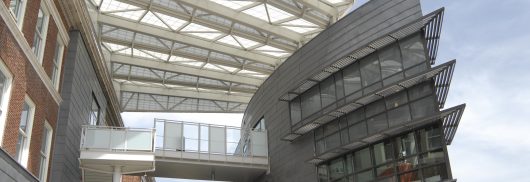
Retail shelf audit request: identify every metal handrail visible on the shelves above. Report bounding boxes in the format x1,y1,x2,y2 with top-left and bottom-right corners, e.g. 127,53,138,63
80,125,156,152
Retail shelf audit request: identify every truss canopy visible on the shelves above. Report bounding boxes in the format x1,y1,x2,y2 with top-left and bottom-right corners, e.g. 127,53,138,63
88,0,355,112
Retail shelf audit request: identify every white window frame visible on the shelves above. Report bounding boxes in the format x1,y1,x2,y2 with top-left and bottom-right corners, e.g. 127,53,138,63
38,121,53,182
51,36,64,90
15,95,35,167
0,59,14,146
8,0,28,29
32,3,50,64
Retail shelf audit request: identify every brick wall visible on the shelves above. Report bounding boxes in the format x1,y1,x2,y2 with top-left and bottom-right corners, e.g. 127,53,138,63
1,0,64,180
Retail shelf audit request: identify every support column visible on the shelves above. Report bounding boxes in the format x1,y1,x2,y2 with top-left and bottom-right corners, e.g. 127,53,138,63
113,166,122,182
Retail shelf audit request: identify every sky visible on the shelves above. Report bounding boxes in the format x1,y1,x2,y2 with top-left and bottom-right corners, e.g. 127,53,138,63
122,0,530,181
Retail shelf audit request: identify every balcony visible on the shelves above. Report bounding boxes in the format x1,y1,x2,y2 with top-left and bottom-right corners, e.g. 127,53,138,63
79,126,156,181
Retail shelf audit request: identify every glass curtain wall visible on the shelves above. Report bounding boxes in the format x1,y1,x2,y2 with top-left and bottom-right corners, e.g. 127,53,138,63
290,33,429,126
314,81,437,154
317,125,449,182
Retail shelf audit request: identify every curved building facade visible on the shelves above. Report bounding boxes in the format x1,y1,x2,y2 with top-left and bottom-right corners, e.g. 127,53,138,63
241,0,464,181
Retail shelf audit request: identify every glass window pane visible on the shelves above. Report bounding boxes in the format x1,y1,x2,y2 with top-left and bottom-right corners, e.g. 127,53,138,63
422,164,448,182
379,44,403,78
290,97,302,125
346,154,353,174
335,72,345,99
324,120,340,136
349,121,367,141
316,139,326,154
301,86,321,118
40,127,49,153
373,142,394,165
343,62,362,95
385,91,408,109
36,9,45,32
321,76,336,107
360,55,381,87
367,113,387,134
405,63,427,77
347,109,365,125
9,0,21,16
397,132,417,158
420,126,443,152
19,103,30,131
387,106,411,127
383,72,404,86
355,170,374,182
354,148,372,170
0,71,6,103
318,164,329,182
410,96,436,119
400,34,426,69
398,156,419,172
408,81,433,101
325,132,341,151
330,158,346,180
399,170,420,182
365,100,385,118
376,164,394,178
15,134,24,161
420,150,445,166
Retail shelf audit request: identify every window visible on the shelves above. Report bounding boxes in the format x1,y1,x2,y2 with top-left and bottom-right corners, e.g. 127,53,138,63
0,60,13,144
38,122,53,181
379,44,403,79
320,76,336,107
354,148,372,170
301,86,321,118
8,0,27,27
400,34,427,69
32,5,50,63
290,97,302,125
89,96,100,125
253,117,266,131
360,55,381,87
397,132,417,158
51,38,64,89
329,158,345,180
15,96,35,167
410,96,436,120
318,164,329,182
342,62,362,96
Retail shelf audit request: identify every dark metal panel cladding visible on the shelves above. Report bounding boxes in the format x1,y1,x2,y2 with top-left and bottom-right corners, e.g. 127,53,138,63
243,0,424,181
49,31,111,182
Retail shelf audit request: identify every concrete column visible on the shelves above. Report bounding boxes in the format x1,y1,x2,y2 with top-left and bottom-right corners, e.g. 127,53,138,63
113,166,122,182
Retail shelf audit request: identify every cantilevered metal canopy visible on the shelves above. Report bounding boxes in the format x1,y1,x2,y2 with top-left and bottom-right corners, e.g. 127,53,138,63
86,0,354,112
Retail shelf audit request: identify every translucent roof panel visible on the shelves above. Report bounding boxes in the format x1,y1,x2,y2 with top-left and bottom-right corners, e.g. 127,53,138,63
180,23,224,40
110,10,145,21
154,12,188,31
282,18,319,33
243,4,293,23
100,0,140,12
210,0,255,10
217,35,241,47
324,0,347,4
140,11,167,29
103,42,128,52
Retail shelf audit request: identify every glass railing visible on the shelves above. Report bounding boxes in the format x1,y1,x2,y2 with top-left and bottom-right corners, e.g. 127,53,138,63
80,125,155,152
154,119,268,159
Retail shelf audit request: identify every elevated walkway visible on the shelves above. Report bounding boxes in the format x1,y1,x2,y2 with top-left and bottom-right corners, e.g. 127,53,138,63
79,119,268,182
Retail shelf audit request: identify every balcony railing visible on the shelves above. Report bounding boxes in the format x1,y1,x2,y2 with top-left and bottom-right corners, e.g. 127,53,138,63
80,125,156,152
154,118,268,165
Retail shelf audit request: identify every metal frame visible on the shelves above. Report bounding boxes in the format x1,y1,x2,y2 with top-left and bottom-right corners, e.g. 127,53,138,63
89,0,354,113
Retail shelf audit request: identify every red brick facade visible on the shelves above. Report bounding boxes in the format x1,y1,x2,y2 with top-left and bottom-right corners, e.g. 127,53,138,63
1,0,62,180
